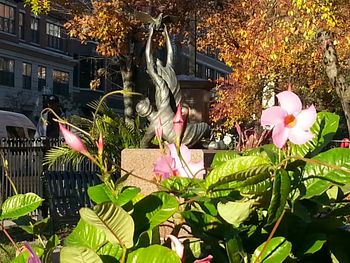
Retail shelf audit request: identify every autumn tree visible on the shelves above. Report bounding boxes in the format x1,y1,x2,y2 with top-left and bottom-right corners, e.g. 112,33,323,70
198,0,350,135
25,0,206,125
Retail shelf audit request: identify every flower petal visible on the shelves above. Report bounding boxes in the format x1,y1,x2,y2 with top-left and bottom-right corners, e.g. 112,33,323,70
168,144,191,165
272,123,289,148
295,105,317,130
261,106,286,127
167,235,184,260
194,255,213,263
288,127,314,145
153,155,175,178
276,91,302,114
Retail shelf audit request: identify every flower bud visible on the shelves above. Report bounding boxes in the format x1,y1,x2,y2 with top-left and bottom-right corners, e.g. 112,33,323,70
59,124,89,156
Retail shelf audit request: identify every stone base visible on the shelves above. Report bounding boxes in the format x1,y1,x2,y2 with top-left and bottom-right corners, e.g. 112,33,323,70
121,148,217,194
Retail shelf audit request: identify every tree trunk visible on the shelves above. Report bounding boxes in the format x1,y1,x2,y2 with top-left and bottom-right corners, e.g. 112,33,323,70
120,57,136,127
318,31,350,137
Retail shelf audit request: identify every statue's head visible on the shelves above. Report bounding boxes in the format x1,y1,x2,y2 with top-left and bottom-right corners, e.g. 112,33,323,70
136,98,153,117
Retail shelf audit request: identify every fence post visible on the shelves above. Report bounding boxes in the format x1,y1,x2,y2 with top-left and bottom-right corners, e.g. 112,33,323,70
40,138,51,218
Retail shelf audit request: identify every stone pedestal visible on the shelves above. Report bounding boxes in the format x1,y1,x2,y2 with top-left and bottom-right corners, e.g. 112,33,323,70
121,148,217,194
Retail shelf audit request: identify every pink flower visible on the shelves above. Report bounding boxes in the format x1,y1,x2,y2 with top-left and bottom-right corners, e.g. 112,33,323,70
59,124,89,155
167,235,184,261
261,91,317,148
167,235,213,263
153,144,205,179
173,104,184,138
24,242,42,263
340,138,349,148
96,133,104,155
194,255,213,263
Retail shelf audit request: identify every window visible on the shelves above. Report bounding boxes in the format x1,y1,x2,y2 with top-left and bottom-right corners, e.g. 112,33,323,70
46,22,63,50
22,62,32,89
0,57,14,86
0,3,15,34
53,70,69,96
31,17,39,43
195,63,203,78
19,12,25,39
38,66,46,91
6,126,26,138
205,67,214,80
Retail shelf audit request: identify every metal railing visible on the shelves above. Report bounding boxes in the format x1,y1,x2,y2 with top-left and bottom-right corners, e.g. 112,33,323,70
0,138,97,204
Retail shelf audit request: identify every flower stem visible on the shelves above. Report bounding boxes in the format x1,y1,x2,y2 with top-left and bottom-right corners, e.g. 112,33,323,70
254,210,286,263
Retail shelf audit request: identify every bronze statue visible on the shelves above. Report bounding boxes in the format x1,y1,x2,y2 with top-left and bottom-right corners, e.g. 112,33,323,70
136,23,210,148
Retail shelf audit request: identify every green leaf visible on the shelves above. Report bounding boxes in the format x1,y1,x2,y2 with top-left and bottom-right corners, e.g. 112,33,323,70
12,246,44,263
65,219,108,249
88,184,111,204
302,148,350,198
250,237,292,263
243,144,279,164
290,112,339,157
206,156,271,188
208,164,273,194
17,217,49,235
60,247,103,263
97,243,123,263
42,234,60,263
217,200,255,227
126,245,181,263
114,187,141,206
79,202,134,248
0,193,43,220
267,170,291,224
211,151,240,168
226,236,246,263
133,192,178,235
296,233,326,257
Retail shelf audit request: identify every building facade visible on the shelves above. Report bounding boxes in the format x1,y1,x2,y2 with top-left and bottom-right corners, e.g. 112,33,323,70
0,0,231,122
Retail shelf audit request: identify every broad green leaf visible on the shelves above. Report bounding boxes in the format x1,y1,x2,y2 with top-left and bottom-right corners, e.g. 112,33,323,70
251,237,292,263
65,219,107,250
60,247,102,263
161,177,205,196
0,193,43,220
126,245,181,263
303,148,350,198
206,156,271,188
243,144,279,164
290,112,339,157
267,170,291,224
188,239,202,258
98,243,123,263
208,164,273,194
296,233,326,257
226,236,246,263
88,184,111,204
114,187,141,206
217,200,255,227
80,202,134,248
211,151,240,168
17,217,49,235
133,192,178,235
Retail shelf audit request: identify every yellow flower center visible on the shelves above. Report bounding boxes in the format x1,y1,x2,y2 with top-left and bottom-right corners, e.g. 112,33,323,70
284,114,297,128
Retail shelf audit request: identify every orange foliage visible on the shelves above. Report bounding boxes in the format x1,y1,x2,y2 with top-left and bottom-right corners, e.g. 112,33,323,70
199,0,350,131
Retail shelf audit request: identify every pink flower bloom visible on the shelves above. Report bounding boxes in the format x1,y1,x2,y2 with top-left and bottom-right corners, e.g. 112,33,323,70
340,138,349,148
59,124,89,155
96,133,104,155
154,155,177,179
155,118,163,141
194,255,213,263
167,235,184,261
153,144,205,179
167,235,213,263
24,242,42,263
261,91,317,148
173,104,184,138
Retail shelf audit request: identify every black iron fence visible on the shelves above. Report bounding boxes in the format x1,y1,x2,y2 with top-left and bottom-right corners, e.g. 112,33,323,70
0,138,97,204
